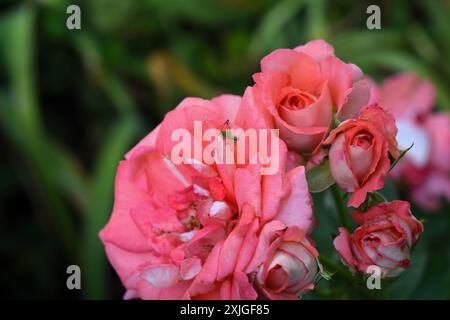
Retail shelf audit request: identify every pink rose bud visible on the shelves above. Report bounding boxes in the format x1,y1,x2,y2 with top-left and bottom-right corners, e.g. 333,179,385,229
324,104,399,207
246,224,318,300
334,201,423,278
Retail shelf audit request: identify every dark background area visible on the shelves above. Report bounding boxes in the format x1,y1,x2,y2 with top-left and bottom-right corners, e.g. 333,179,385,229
0,0,449,299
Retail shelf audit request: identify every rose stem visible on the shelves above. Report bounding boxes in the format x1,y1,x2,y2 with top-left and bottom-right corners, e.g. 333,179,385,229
330,184,351,230
319,255,354,283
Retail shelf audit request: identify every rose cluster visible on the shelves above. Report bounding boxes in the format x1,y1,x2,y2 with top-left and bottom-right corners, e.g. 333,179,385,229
100,40,426,300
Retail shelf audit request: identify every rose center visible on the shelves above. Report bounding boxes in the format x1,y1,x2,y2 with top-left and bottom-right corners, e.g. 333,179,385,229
169,176,233,232
351,132,373,150
278,87,317,111
265,265,288,291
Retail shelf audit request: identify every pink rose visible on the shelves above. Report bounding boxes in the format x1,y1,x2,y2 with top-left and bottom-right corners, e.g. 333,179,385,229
334,201,423,277
368,73,435,169
245,223,318,300
236,40,370,155
426,114,450,172
324,105,399,207
369,72,435,121
99,95,316,300
370,73,450,210
399,114,450,210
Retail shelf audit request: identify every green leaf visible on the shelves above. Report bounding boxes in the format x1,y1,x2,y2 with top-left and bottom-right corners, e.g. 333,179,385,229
74,34,137,116
358,191,388,212
370,191,387,204
306,0,327,40
0,6,77,253
249,0,306,57
390,143,414,172
317,258,334,282
80,116,139,299
306,159,335,193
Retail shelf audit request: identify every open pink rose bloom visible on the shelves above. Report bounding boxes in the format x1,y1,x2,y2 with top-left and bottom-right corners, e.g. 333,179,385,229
100,96,316,299
99,40,437,300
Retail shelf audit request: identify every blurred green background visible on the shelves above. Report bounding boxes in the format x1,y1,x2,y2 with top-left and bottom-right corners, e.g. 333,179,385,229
0,0,449,299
